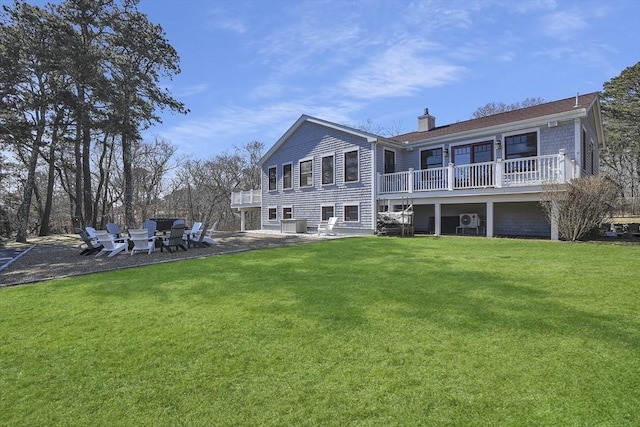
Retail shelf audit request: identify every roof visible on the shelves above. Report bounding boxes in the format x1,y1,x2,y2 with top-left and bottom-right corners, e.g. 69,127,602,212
259,114,388,165
393,92,601,144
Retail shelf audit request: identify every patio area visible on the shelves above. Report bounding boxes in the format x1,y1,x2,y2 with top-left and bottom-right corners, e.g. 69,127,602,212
0,231,327,287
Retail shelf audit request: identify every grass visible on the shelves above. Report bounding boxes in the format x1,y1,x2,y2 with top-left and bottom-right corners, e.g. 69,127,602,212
1,236,638,426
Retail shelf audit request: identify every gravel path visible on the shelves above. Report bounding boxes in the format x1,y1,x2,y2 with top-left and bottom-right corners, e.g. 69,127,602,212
0,231,324,287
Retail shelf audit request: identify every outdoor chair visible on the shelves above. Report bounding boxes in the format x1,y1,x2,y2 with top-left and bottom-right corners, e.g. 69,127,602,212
203,220,219,245
128,228,156,255
76,228,103,256
187,222,211,248
317,217,338,236
105,222,122,238
85,226,98,239
142,220,157,238
161,224,187,252
94,230,128,257
183,221,202,242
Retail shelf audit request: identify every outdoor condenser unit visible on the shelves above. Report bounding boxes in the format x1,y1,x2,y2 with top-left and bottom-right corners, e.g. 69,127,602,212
459,213,480,228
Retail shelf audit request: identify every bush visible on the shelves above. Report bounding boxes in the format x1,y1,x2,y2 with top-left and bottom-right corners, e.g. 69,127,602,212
540,176,619,241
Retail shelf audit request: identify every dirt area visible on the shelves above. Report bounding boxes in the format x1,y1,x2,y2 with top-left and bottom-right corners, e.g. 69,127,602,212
0,231,327,287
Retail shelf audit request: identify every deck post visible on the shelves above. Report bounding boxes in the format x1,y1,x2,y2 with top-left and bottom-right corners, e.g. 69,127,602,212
558,149,566,182
434,203,442,235
495,159,503,188
486,201,494,237
447,163,454,191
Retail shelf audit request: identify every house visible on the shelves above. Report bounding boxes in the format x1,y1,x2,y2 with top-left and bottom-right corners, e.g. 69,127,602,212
231,92,604,240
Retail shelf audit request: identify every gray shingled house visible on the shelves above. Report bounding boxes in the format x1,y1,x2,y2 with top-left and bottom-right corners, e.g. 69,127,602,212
231,92,604,240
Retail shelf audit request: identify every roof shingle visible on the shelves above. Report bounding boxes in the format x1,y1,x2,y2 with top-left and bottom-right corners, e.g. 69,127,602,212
393,92,599,143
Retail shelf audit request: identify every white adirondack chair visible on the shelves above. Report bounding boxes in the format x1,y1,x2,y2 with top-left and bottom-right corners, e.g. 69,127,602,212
94,230,128,257
317,217,338,236
203,220,219,245
129,229,155,255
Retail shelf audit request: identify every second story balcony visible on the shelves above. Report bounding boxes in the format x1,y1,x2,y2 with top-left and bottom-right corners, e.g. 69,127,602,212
230,189,262,209
379,151,577,195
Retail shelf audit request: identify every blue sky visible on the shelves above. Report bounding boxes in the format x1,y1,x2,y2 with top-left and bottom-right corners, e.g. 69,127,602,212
6,0,640,158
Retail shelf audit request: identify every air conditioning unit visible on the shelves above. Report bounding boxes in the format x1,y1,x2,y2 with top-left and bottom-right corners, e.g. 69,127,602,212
459,213,480,228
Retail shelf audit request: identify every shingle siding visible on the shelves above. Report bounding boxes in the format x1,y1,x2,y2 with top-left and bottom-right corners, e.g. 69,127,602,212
261,122,374,232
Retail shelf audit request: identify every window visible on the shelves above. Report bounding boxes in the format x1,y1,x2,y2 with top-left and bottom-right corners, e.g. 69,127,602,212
581,128,594,174
283,163,292,189
344,204,359,222
453,142,493,164
268,166,277,191
505,132,537,160
321,155,334,185
384,149,396,174
283,206,293,219
299,159,313,187
321,205,335,221
268,207,277,220
344,150,359,182
420,148,443,169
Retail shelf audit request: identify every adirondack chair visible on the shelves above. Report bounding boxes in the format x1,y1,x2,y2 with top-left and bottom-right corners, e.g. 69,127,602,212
85,226,98,239
187,222,211,248
203,220,219,245
317,217,338,236
142,220,157,238
184,221,202,243
105,222,122,238
129,229,155,255
161,224,187,252
94,230,128,257
75,228,103,256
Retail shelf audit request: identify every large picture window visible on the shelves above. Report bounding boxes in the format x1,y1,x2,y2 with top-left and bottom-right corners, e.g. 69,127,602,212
283,163,292,189
420,148,443,169
321,155,334,185
268,166,277,191
344,150,359,182
299,159,313,187
505,132,537,159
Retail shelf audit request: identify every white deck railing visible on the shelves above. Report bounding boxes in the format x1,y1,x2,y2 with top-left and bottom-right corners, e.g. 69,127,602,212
230,189,262,207
378,151,574,195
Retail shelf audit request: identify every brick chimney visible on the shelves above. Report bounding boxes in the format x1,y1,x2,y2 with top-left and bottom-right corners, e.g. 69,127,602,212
418,108,435,131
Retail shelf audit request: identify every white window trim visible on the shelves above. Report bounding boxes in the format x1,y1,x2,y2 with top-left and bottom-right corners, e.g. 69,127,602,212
282,162,293,190
320,152,335,186
282,205,293,219
298,157,314,188
501,127,540,159
267,205,278,221
267,165,278,192
320,203,336,221
419,145,446,169
343,202,360,223
383,147,397,174
344,149,360,183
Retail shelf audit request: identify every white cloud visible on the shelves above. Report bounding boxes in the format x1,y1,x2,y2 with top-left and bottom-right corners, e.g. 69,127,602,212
176,83,210,98
539,9,587,39
339,42,465,99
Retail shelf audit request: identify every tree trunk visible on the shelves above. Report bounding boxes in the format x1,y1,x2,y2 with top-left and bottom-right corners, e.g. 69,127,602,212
39,110,63,236
15,136,42,242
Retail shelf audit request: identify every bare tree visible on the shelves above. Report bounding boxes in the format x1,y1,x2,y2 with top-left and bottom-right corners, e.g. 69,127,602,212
540,176,619,241
472,97,545,118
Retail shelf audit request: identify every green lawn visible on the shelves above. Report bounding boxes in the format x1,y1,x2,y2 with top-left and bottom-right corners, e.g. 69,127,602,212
1,236,638,426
